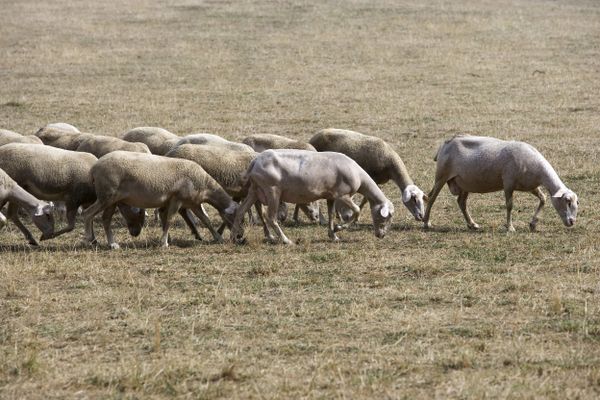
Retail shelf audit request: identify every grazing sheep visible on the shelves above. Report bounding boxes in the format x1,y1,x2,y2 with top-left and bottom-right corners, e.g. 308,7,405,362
164,144,282,238
46,122,80,133
76,135,151,158
423,135,579,231
0,168,54,245
83,151,241,249
0,129,43,146
242,133,317,152
120,127,180,155
231,150,394,244
173,133,254,153
0,144,145,242
35,125,89,150
241,133,322,224
309,128,427,222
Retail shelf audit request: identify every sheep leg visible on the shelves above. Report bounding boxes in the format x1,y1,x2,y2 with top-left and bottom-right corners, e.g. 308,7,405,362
327,199,339,242
82,200,111,244
504,189,516,233
193,207,224,243
101,204,119,250
6,202,38,246
457,191,480,230
529,187,546,232
158,201,181,247
423,179,446,229
179,208,203,241
293,204,301,224
231,190,257,243
254,202,275,242
265,190,292,245
44,207,78,240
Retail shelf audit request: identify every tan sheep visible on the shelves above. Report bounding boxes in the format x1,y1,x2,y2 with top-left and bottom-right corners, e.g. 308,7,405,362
82,151,241,249
173,133,254,153
309,128,427,222
0,144,145,243
120,127,181,155
0,129,43,146
76,135,151,158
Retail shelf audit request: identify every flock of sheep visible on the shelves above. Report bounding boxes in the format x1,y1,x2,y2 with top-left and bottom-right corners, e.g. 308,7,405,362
0,123,579,249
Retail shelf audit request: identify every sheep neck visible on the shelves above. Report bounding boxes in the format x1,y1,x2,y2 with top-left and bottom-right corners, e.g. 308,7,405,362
8,184,42,216
389,153,414,191
203,184,234,212
539,157,567,195
358,169,388,207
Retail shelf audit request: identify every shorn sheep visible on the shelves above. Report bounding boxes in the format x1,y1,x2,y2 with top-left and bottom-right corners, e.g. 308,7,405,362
309,128,427,222
0,129,43,146
0,168,54,245
120,127,180,155
231,150,394,244
0,144,145,242
423,135,579,231
242,133,321,223
83,151,241,249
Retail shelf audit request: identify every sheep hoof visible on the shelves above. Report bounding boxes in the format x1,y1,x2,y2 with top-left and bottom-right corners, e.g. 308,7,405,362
109,243,121,250
28,239,40,247
423,222,432,230
283,239,294,245
529,221,537,232
333,224,343,232
468,223,481,230
235,237,248,245
506,225,516,233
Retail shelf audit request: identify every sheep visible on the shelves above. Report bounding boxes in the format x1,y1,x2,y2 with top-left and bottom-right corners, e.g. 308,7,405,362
0,129,43,146
231,149,394,244
241,133,322,224
76,135,151,158
173,133,254,153
423,135,579,232
120,127,181,155
35,125,89,150
164,144,283,238
242,133,317,152
82,151,241,249
46,122,80,133
0,144,145,243
0,168,54,245
309,128,427,222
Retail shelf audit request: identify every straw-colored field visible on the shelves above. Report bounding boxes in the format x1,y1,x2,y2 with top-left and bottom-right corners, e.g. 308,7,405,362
1,0,599,398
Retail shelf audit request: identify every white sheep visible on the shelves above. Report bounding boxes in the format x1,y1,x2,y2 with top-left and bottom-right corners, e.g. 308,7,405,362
173,133,254,153
423,135,579,231
0,144,145,242
309,128,427,222
241,133,322,224
0,129,43,146
46,122,80,133
35,125,89,150
82,151,241,249
120,127,181,155
231,150,394,244
0,168,54,245
76,135,151,158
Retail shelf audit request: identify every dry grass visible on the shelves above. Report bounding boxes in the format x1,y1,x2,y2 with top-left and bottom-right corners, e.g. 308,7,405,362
1,0,600,398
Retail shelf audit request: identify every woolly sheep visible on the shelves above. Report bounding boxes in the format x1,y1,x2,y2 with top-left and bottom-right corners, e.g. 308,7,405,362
35,125,89,150
0,144,145,242
46,122,80,133
423,135,579,231
0,129,43,146
82,151,241,249
0,168,54,245
309,129,427,222
120,127,180,155
231,150,394,244
173,133,254,153
164,144,283,237
76,135,151,158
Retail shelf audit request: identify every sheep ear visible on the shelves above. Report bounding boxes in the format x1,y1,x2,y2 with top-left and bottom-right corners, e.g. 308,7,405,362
380,203,391,218
35,205,51,216
423,193,430,202
552,188,569,198
402,188,412,203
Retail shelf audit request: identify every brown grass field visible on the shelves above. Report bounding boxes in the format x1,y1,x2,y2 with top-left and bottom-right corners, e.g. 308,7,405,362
1,0,600,398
